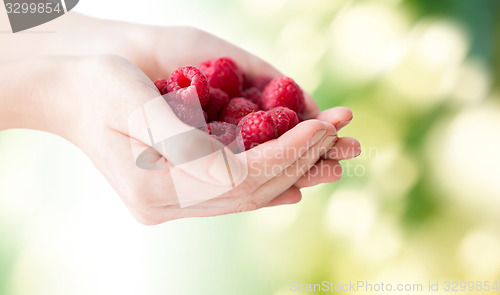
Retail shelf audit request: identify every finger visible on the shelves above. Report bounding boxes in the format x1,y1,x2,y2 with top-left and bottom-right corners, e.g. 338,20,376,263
123,135,244,211
155,28,322,124
243,119,336,188
302,91,321,120
97,132,178,210
325,137,361,160
265,187,302,207
129,91,247,178
143,133,334,221
294,159,343,188
315,107,353,131
249,131,338,203
127,94,194,149
128,95,251,211
144,185,302,224
158,28,282,79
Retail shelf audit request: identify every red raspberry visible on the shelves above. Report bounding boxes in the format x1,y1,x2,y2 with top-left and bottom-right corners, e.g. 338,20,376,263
242,72,252,89
267,107,299,137
219,97,259,125
199,125,210,134
167,66,209,107
166,98,207,127
200,121,243,153
154,78,168,95
207,121,238,145
246,75,273,91
238,111,276,150
262,77,305,113
241,87,263,109
203,87,230,122
199,57,243,98
169,85,200,105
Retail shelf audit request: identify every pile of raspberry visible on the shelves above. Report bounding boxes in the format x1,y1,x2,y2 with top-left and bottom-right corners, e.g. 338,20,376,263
154,57,305,151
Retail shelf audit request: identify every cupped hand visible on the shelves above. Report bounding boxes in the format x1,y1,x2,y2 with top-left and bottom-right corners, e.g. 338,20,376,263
38,21,361,224
138,27,361,191
55,55,339,224
111,27,360,222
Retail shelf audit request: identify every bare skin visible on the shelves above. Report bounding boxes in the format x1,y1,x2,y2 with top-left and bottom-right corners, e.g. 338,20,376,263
0,12,361,224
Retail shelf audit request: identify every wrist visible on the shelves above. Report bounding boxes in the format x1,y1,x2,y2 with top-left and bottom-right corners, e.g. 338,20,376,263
0,12,156,71
0,57,79,139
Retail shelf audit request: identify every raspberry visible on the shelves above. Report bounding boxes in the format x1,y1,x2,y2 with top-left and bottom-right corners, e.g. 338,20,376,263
202,121,244,153
238,111,276,150
169,85,200,105
203,87,230,122
156,58,310,147
199,124,210,134
166,98,207,127
242,73,252,89
199,57,243,98
262,77,305,113
167,66,209,107
219,97,259,125
267,107,299,137
206,121,238,146
246,75,273,91
241,87,263,109
154,78,168,95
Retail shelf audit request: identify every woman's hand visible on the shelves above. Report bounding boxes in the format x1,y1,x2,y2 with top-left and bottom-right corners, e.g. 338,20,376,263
0,54,352,224
141,26,361,189
0,14,361,224
0,54,339,224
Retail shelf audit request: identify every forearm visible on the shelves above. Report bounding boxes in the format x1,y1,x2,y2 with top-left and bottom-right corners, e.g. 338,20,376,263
0,58,76,135
0,10,154,68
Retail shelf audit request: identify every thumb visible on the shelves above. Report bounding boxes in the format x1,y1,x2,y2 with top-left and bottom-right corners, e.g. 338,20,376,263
128,94,248,206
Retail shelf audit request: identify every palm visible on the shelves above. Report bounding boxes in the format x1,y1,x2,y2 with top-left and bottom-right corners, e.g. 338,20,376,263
75,28,359,224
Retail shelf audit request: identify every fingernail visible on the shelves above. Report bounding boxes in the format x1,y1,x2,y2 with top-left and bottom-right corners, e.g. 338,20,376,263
349,138,362,158
354,145,362,157
309,129,326,147
337,120,351,131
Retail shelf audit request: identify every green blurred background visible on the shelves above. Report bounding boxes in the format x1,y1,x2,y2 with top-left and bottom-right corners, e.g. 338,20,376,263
1,0,500,294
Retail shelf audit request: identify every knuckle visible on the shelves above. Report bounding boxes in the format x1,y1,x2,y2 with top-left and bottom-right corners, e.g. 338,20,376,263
130,209,164,226
125,188,147,207
124,184,155,208
238,178,259,194
180,26,205,37
127,191,165,208
93,54,126,65
124,178,171,208
234,198,262,213
83,54,129,72
296,119,326,131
